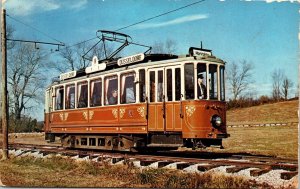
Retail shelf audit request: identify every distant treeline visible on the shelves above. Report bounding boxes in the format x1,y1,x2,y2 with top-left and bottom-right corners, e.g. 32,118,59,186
227,96,299,110
0,115,43,133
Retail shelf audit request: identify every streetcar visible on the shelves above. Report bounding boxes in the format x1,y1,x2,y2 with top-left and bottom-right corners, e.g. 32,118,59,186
44,30,229,151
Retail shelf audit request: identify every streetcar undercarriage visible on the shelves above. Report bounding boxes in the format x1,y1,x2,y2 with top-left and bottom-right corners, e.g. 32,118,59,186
45,133,224,151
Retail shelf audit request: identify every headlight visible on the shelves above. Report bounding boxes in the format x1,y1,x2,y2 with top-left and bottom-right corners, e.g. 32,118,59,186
211,115,222,128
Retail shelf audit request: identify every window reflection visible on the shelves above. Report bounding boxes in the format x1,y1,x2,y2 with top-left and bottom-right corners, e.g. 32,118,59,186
55,86,64,110
209,64,218,100
90,79,102,107
184,63,194,100
105,76,118,105
66,84,75,109
197,64,207,100
78,81,88,108
139,69,146,102
121,73,136,104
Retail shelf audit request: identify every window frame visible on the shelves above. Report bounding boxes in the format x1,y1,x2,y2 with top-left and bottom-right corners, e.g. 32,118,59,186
120,71,136,104
90,78,102,107
77,81,88,108
104,75,119,105
54,85,64,111
65,83,76,110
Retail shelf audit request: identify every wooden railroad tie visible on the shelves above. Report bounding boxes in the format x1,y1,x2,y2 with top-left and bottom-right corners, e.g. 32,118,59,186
250,167,271,177
280,171,298,180
226,166,250,173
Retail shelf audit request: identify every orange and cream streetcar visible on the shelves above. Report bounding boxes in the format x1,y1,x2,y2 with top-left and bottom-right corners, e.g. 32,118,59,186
44,31,229,151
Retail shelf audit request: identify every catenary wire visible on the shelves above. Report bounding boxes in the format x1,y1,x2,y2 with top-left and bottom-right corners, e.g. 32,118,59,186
63,0,206,49
6,13,64,45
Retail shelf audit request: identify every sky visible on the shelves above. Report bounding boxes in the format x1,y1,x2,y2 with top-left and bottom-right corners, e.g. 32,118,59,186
1,0,299,120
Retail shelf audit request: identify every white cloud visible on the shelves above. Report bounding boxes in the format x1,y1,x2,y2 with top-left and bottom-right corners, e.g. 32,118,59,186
5,0,88,16
69,0,88,10
6,0,60,16
135,14,209,29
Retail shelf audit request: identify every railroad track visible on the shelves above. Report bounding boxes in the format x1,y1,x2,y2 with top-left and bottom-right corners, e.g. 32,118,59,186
7,143,298,183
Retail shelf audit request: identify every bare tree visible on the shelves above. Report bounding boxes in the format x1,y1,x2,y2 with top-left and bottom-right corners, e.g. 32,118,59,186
151,39,177,54
165,39,177,54
7,43,47,120
271,69,284,101
226,60,254,100
282,76,293,100
52,42,114,74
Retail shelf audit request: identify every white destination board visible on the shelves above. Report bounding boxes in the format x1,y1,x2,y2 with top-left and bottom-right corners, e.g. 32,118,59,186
192,49,212,57
60,71,76,81
117,53,145,66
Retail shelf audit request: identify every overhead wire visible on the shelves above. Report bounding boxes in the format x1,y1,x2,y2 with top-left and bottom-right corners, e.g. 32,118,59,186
115,0,206,31
62,0,206,50
6,0,206,56
6,13,65,45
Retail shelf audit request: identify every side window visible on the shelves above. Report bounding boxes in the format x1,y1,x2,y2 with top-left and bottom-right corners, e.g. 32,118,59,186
209,64,218,100
166,69,172,101
105,75,118,105
139,69,146,102
149,71,155,102
157,70,164,102
197,64,207,100
175,68,181,101
77,81,88,108
121,72,136,104
184,63,194,100
65,84,75,109
90,79,102,107
55,86,64,110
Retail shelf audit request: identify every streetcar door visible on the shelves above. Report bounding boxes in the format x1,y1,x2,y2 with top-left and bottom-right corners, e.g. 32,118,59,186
165,66,182,131
147,68,165,131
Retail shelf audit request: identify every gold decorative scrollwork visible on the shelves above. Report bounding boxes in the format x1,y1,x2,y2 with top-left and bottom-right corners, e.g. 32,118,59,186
64,113,68,121
83,111,88,120
59,113,64,121
89,111,94,120
112,109,118,119
119,108,125,119
185,106,196,117
137,107,145,118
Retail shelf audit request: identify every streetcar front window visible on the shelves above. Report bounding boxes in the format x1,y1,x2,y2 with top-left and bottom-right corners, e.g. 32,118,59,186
65,84,75,109
197,64,207,100
220,66,225,101
157,70,164,102
139,69,146,103
175,68,181,101
166,69,172,101
184,63,194,100
77,81,88,108
209,64,218,100
90,79,102,107
149,71,155,102
55,86,64,110
121,72,136,104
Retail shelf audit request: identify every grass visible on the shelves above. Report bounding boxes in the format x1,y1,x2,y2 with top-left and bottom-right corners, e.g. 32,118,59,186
227,100,298,125
220,125,298,159
0,156,283,188
221,99,298,159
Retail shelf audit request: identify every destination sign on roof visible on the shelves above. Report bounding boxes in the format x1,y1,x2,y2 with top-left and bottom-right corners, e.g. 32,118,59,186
60,71,76,81
117,53,145,66
192,49,212,57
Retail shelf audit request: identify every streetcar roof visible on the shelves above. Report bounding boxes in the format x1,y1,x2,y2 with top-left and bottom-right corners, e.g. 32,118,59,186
49,48,225,87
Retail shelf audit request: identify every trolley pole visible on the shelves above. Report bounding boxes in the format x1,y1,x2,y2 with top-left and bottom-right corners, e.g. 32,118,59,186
1,8,9,160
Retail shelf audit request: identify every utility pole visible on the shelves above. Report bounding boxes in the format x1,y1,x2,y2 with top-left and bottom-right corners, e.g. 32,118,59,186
1,8,8,160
